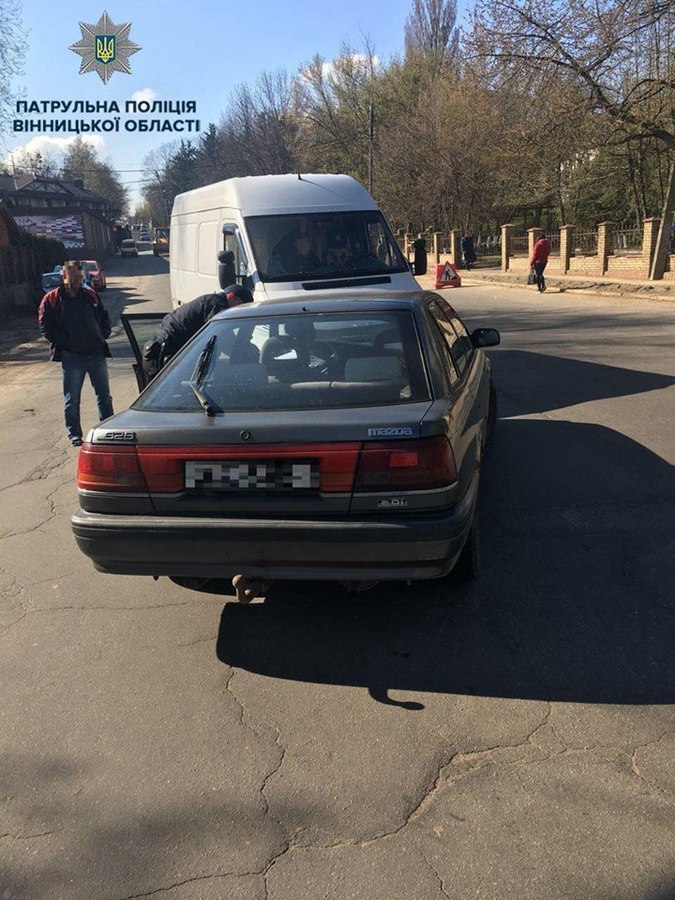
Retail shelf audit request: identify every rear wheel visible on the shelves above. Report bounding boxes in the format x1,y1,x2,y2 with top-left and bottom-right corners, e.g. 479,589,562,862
453,499,480,581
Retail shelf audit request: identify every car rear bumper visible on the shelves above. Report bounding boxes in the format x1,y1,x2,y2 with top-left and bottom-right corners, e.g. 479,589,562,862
72,478,477,581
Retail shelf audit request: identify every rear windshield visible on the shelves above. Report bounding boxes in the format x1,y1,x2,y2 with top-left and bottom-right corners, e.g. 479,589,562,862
134,310,429,412
245,212,409,283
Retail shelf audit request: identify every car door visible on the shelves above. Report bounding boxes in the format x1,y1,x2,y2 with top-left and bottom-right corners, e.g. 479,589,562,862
120,312,168,391
424,298,483,496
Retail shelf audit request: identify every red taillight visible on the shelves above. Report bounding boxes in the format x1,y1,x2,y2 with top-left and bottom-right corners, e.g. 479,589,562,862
353,437,456,492
77,444,148,492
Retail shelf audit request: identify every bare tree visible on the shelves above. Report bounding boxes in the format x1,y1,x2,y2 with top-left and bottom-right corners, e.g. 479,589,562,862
468,0,675,273
404,0,459,72
221,69,300,176
0,0,26,143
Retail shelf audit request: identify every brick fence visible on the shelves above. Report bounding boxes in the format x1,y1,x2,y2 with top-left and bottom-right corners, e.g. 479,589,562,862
500,219,674,281
403,219,675,282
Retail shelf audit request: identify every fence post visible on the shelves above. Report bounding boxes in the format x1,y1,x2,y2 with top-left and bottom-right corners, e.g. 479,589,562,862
403,234,411,259
560,225,573,274
643,217,661,277
528,227,543,262
501,224,514,271
597,221,615,275
433,231,441,264
449,230,461,267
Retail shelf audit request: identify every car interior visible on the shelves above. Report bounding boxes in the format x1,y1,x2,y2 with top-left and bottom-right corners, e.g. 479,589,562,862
138,314,428,411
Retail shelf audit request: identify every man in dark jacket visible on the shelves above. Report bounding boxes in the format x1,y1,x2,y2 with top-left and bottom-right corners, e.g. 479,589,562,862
461,233,476,270
38,260,114,447
142,284,254,381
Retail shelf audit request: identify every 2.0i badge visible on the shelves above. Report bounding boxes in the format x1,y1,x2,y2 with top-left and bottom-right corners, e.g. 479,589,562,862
377,497,408,508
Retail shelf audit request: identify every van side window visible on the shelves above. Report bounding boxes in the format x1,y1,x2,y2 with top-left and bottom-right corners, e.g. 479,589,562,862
223,227,249,278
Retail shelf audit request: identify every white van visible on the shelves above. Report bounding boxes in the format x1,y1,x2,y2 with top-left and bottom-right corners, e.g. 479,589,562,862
169,173,423,307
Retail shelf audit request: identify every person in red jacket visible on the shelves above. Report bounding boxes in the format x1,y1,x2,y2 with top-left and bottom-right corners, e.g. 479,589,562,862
38,260,114,446
529,235,551,293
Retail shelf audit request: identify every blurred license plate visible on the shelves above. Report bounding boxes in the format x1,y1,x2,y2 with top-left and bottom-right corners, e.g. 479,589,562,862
185,460,319,491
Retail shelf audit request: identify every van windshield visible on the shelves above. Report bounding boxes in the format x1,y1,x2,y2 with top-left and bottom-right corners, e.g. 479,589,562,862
245,212,409,283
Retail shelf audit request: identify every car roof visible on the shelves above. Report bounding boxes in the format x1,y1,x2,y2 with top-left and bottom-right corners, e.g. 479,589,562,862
210,290,434,322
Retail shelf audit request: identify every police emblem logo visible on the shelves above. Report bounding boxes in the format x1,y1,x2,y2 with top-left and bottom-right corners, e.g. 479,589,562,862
69,11,140,84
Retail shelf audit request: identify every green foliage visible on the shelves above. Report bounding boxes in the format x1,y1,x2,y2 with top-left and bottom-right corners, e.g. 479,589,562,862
60,138,128,217
17,232,66,274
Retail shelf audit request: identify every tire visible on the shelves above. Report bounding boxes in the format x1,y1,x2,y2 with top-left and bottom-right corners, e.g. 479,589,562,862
453,499,480,581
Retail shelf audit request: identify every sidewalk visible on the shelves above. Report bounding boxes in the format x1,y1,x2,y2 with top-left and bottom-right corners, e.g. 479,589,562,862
417,266,675,302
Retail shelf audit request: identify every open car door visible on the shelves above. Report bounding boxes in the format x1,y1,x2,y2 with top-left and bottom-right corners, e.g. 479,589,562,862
120,312,167,392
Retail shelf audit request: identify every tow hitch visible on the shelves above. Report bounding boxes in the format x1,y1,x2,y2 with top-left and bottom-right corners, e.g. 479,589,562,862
232,574,273,604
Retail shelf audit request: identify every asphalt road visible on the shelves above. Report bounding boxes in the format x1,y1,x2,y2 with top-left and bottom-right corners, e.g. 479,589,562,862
1,253,674,900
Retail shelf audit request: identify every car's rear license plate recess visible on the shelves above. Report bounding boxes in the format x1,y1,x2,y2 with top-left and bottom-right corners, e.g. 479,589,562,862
185,460,319,492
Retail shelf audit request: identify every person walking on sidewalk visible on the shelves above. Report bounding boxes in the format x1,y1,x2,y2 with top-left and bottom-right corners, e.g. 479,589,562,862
530,235,551,293
461,232,476,271
38,260,114,447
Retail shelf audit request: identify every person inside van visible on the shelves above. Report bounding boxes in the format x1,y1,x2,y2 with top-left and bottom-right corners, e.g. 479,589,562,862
268,225,322,278
142,284,254,381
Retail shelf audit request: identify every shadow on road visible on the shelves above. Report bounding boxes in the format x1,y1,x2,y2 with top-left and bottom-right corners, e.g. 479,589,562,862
216,417,675,707
488,349,674,416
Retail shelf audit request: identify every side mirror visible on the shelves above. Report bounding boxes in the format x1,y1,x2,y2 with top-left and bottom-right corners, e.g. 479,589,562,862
217,250,236,289
471,327,500,348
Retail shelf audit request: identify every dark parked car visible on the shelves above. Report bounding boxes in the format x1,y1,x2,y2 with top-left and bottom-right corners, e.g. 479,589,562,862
39,271,63,296
72,293,499,601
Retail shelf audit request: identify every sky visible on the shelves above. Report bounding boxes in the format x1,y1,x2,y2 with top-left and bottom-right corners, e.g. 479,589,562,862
2,0,426,210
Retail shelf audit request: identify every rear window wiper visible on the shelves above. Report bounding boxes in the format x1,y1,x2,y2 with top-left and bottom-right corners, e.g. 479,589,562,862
189,335,221,417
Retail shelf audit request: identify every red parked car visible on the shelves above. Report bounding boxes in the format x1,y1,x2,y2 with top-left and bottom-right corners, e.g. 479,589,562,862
81,260,107,291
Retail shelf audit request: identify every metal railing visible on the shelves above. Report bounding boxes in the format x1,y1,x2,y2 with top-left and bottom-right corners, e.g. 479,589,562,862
511,234,529,255
544,232,560,254
570,231,598,256
610,227,642,256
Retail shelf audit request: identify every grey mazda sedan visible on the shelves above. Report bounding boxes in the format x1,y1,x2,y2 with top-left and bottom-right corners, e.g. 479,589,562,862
71,292,499,601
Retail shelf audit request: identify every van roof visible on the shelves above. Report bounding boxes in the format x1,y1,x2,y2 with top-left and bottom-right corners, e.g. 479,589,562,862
171,173,379,218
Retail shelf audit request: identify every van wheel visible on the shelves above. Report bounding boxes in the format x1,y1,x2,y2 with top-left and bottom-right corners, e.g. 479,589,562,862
454,501,480,581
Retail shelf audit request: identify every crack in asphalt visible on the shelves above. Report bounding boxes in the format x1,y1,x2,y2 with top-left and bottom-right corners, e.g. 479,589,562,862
0,601,198,636
416,844,450,898
115,872,255,900
177,634,218,648
0,450,70,497
0,829,63,841
624,731,674,800
401,706,564,828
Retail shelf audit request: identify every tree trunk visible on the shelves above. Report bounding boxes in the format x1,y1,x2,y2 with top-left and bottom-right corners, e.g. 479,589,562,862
650,160,675,280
